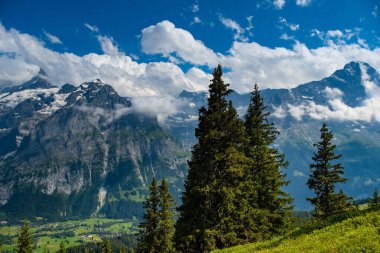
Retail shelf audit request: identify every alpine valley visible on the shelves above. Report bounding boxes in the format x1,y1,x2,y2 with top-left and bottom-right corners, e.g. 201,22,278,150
0,61,379,220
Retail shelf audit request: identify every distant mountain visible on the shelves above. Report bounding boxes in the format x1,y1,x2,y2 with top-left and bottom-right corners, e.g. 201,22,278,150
0,61,379,219
168,61,380,209
0,73,187,220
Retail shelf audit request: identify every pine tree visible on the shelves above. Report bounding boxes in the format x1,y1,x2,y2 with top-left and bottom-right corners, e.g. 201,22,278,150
175,65,249,252
119,245,127,253
59,241,67,253
101,239,112,253
370,188,380,208
307,123,352,219
157,179,175,253
17,220,33,253
129,248,135,253
136,178,160,253
244,83,293,238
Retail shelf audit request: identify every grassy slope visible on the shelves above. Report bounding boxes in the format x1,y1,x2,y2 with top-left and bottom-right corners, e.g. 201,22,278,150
213,209,380,253
0,218,136,253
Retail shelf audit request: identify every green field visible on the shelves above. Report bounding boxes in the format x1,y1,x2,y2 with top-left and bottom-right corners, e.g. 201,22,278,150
212,209,380,253
0,218,137,253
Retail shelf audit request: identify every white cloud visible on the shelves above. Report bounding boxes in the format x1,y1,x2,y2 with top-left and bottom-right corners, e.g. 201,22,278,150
372,5,378,18
324,87,344,100
296,0,311,7
97,35,123,56
141,20,219,67
84,23,99,33
274,0,285,9
0,23,209,99
293,170,305,177
219,17,247,42
283,63,380,123
190,16,202,25
43,30,63,44
191,4,199,13
279,17,299,31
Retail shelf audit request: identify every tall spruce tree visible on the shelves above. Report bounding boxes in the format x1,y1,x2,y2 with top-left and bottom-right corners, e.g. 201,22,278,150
175,65,249,252
370,188,380,208
157,179,175,253
137,178,160,253
101,239,112,253
17,220,33,253
244,83,293,238
307,123,352,219
59,241,67,253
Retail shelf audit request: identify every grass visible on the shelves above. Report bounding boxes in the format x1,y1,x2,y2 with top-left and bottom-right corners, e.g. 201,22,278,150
212,209,380,253
0,218,137,253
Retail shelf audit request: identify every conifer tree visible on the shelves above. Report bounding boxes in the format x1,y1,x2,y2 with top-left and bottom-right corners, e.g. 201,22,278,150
307,123,352,219
157,179,175,253
175,65,249,252
119,245,127,253
17,220,33,253
59,241,67,253
101,239,112,253
129,248,135,253
244,83,293,237
136,178,160,253
370,188,380,208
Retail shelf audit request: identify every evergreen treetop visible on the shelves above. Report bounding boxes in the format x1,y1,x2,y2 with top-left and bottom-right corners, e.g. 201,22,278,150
157,179,175,253
17,220,33,253
175,65,249,252
244,83,293,237
137,178,160,253
307,123,352,219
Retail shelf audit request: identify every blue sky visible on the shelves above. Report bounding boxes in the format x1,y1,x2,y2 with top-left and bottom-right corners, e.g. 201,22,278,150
0,0,379,96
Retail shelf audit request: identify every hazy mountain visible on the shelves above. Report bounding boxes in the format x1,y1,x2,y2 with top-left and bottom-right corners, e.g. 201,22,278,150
0,72,187,220
168,61,380,209
0,61,379,219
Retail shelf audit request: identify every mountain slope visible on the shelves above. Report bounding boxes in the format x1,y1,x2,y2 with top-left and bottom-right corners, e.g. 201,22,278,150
168,61,380,209
0,74,187,220
212,209,380,253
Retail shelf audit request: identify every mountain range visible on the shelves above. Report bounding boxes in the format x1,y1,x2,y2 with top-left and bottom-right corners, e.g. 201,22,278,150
0,61,379,220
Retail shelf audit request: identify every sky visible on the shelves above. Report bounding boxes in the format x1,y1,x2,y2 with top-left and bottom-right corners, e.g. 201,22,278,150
0,0,379,98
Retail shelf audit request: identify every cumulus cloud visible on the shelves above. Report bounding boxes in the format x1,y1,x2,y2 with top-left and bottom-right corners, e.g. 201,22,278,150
97,35,123,56
0,23,209,98
84,23,99,33
190,16,202,25
282,64,380,123
274,0,285,9
296,0,311,7
43,30,63,44
141,20,219,67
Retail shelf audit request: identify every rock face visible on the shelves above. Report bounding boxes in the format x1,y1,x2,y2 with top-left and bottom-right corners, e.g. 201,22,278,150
0,72,187,219
168,61,380,209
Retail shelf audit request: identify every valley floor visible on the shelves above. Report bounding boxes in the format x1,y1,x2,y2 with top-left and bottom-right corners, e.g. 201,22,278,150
0,218,137,253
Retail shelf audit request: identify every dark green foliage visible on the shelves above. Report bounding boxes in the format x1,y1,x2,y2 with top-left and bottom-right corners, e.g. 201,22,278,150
17,220,33,253
370,188,380,208
244,83,293,238
136,178,176,253
136,178,160,252
307,123,352,219
157,179,175,253
119,244,127,253
102,239,112,253
60,241,67,253
67,234,137,253
174,65,251,252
